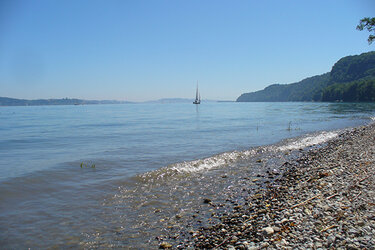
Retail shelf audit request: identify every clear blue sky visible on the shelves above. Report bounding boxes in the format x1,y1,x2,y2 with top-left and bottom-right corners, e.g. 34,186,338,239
0,0,374,101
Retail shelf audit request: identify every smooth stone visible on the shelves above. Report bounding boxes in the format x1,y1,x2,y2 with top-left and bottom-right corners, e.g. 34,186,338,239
315,242,323,248
262,226,274,235
248,247,259,250
281,239,288,245
356,221,365,226
327,235,336,245
280,218,289,223
348,229,358,235
231,236,238,242
160,242,172,249
260,242,270,248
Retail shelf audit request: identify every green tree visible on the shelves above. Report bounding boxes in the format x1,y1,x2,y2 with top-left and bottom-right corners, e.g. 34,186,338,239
357,17,375,44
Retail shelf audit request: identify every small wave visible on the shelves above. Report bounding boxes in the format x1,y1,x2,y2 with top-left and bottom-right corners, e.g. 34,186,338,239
277,131,338,151
137,130,339,183
170,150,256,173
170,131,338,173
136,149,258,183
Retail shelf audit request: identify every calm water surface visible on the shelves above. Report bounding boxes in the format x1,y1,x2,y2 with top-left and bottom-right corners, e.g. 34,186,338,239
0,102,374,248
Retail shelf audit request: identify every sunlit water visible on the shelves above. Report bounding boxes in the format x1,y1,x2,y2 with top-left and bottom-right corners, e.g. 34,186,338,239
0,102,374,248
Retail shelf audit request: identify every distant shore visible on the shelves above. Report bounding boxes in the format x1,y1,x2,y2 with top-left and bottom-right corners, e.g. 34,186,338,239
162,123,375,249
0,96,133,106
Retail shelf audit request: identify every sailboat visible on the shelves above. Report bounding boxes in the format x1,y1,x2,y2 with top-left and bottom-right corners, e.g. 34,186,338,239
193,82,201,104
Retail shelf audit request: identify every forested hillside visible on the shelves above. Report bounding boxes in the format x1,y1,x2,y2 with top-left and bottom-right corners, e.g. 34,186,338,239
237,73,330,102
322,78,375,102
237,51,375,102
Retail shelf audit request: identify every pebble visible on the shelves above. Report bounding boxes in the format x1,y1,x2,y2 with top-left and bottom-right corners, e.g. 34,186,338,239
280,239,288,246
260,242,269,248
159,242,172,249
315,242,323,248
261,226,274,235
280,218,289,223
248,247,259,250
356,221,365,226
327,235,336,245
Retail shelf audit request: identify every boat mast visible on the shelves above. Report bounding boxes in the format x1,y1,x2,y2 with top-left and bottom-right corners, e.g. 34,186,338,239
193,81,200,104
196,81,199,101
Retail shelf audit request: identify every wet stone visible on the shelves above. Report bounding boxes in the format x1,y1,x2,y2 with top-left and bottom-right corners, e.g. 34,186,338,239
203,198,212,204
159,242,172,249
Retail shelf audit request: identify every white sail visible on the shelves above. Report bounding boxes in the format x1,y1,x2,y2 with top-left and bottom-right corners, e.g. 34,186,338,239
193,81,200,104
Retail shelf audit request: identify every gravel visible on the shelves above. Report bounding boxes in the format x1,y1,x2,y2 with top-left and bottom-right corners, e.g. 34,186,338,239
160,123,375,249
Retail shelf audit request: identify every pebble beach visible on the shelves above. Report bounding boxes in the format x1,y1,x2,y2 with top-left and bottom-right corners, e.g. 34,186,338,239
161,123,375,249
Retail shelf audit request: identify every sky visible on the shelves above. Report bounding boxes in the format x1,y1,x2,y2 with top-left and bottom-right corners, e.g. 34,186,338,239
0,0,374,102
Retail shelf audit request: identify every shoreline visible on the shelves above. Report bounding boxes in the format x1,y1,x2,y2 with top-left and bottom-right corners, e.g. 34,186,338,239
161,123,375,249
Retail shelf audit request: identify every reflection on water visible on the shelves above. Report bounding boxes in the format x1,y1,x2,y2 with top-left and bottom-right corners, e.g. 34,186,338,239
327,102,375,114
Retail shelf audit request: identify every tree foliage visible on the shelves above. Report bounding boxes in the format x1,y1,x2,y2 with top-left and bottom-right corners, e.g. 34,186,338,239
357,17,375,44
329,51,375,83
322,79,375,102
236,74,330,102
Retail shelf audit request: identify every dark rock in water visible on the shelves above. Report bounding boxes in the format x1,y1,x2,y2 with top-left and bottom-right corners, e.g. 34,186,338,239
203,198,212,204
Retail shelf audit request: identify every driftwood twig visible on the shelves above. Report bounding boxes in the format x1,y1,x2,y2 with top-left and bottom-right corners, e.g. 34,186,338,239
350,190,363,202
358,176,370,183
243,215,257,223
215,236,232,248
327,193,339,200
320,224,337,232
291,194,321,209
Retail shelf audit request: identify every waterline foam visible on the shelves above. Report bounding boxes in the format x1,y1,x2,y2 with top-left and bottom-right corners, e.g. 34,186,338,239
277,131,338,151
138,130,340,181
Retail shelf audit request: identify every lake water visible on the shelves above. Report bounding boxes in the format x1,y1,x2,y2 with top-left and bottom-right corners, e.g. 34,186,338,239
0,102,374,248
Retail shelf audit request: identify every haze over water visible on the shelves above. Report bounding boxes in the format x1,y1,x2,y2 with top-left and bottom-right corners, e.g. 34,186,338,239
0,102,374,248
